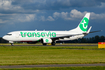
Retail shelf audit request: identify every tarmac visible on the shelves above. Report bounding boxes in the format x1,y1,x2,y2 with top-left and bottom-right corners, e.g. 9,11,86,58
0,64,105,69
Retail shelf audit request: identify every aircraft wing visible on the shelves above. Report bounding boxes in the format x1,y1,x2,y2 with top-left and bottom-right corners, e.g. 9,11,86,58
50,27,92,41
50,27,101,41
51,34,83,41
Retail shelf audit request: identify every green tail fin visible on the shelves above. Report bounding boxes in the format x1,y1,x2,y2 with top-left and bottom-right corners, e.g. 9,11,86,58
78,13,90,32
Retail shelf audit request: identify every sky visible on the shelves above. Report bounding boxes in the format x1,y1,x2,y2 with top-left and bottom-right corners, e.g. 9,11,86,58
0,0,105,37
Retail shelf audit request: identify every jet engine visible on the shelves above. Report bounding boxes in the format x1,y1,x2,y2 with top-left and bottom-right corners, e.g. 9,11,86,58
42,38,52,43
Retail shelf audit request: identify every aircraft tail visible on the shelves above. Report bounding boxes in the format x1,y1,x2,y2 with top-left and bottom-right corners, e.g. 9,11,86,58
70,13,90,33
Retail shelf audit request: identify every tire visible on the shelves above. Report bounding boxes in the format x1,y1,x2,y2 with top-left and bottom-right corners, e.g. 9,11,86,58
43,43,47,45
11,43,14,46
51,42,56,46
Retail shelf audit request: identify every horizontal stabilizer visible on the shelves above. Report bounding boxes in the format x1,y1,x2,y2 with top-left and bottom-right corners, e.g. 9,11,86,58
89,30,102,33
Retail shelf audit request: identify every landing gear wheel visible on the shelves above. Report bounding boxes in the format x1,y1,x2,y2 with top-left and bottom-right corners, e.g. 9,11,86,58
51,42,56,46
43,43,47,45
11,43,14,46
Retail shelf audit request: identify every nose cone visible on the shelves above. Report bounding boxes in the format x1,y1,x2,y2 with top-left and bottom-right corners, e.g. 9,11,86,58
2,36,8,40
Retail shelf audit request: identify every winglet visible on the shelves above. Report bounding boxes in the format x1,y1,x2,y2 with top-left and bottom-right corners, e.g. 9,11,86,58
83,26,92,35
87,26,92,33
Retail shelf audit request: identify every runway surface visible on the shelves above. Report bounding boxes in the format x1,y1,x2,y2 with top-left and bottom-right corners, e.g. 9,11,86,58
0,44,98,46
0,64,105,69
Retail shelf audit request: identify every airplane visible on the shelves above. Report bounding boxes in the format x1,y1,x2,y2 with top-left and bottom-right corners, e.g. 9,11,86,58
2,13,100,46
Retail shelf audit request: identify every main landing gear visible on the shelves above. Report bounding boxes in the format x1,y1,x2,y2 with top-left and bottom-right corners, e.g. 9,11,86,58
51,41,56,46
9,41,14,46
43,43,47,45
42,42,56,46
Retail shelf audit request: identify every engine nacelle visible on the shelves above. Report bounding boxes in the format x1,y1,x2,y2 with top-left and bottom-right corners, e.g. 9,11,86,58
42,38,52,43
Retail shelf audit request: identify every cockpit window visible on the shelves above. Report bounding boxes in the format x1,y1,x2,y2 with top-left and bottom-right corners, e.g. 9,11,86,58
6,34,12,36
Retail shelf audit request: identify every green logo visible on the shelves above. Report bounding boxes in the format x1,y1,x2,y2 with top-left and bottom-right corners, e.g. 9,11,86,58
20,32,56,38
79,17,89,32
46,39,49,42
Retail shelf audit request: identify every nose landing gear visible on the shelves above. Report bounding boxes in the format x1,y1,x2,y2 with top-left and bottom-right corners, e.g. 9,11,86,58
10,43,14,46
9,41,14,46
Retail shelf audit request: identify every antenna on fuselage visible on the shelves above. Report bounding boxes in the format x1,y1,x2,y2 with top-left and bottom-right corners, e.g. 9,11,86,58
35,29,37,31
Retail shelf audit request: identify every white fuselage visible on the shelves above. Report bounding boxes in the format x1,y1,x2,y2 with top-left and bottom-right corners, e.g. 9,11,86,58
3,30,84,42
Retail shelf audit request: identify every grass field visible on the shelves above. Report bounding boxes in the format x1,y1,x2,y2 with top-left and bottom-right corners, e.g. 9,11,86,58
0,45,104,66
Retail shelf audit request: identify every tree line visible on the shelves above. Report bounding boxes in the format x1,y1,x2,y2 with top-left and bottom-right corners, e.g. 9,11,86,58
0,35,105,43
